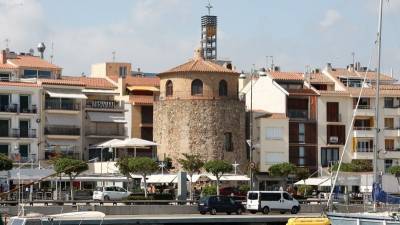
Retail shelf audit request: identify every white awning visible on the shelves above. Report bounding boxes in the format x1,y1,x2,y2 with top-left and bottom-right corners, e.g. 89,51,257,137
146,174,177,183
113,138,158,148
294,177,330,186
82,89,119,95
46,89,87,99
88,112,126,123
46,114,81,126
220,175,250,181
94,139,124,148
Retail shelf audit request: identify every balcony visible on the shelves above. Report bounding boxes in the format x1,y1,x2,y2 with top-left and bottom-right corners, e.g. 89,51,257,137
353,151,373,160
45,99,80,111
0,104,37,114
384,128,400,137
353,105,375,116
10,129,36,138
45,147,80,160
85,100,124,111
353,127,374,138
45,126,80,136
86,127,126,138
383,106,400,116
287,110,308,120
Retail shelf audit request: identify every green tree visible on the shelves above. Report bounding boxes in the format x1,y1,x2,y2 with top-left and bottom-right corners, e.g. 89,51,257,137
116,157,134,191
388,165,400,177
178,153,204,200
204,160,233,195
331,159,373,172
0,154,13,171
126,157,158,198
268,162,296,177
295,167,310,180
53,158,88,200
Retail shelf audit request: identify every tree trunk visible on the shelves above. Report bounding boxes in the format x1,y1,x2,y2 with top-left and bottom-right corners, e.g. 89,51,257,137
189,174,193,201
69,175,74,201
143,174,148,198
216,176,220,196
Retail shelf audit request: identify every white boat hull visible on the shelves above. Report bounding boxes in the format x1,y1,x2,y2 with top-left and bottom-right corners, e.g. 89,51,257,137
328,212,400,225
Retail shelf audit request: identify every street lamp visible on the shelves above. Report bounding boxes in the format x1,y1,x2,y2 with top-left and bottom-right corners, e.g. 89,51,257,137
240,67,267,191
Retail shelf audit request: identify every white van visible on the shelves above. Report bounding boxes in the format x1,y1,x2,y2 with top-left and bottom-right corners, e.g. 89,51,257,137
246,191,300,214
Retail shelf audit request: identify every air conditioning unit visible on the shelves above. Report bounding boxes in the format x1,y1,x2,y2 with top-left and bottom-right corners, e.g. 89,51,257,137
329,136,339,144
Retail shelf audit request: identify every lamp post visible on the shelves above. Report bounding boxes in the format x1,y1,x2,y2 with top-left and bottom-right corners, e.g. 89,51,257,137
240,67,266,191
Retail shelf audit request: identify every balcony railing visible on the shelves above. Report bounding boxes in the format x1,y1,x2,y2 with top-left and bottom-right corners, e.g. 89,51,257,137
45,126,80,136
353,105,371,109
287,110,308,119
11,129,36,138
0,104,37,113
45,99,80,111
86,100,123,110
353,127,373,130
385,148,400,152
86,128,126,137
356,148,373,152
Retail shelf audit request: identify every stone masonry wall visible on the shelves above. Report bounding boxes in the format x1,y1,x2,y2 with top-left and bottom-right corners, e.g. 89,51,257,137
154,99,246,170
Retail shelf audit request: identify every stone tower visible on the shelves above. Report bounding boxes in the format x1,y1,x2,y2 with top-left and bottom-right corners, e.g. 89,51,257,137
154,48,246,170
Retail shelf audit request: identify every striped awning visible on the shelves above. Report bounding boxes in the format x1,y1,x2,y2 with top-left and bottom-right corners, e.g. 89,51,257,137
126,86,159,92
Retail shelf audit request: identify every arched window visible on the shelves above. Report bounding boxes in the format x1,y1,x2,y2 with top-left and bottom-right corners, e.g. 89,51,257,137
219,80,228,96
166,80,173,96
191,79,203,96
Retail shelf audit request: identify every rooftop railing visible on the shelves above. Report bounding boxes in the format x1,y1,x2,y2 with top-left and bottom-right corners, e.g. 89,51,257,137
86,100,123,110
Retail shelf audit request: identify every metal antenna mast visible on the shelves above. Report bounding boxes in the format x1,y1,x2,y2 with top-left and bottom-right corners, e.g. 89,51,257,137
50,42,54,63
5,38,10,48
112,51,116,62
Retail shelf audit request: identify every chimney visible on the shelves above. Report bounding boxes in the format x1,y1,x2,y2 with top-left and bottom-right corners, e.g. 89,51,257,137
326,63,332,71
1,50,6,64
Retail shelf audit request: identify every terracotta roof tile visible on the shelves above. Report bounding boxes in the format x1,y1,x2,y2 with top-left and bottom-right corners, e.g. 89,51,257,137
329,68,394,82
0,63,17,69
0,81,40,87
309,73,334,84
347,87,376,97
125,76,160,87
62,76,116,89
287,88,319,96
159,58,237,76
256,112,287,119
39,79,85,87
268,71,304,81
8,55,60,69
129,95,154,105
318,90,350,96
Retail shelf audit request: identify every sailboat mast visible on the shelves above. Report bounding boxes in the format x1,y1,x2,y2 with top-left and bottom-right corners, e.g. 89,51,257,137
373,0,383,208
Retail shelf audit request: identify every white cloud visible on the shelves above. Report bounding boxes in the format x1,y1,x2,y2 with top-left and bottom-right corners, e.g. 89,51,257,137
320,9,342,28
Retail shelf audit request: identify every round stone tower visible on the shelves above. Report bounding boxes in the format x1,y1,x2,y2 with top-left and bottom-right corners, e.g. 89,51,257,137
154,48,246,170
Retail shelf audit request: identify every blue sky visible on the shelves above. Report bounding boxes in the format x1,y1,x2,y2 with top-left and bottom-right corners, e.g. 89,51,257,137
0,0,399,77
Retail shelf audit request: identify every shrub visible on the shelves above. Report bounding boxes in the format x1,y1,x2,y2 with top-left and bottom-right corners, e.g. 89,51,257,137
388,166,400,177
268,163,296,177
297,185,313,197
202,185,217,196
239,184,250,193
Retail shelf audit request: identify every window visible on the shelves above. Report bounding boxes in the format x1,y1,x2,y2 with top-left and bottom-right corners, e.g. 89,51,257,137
385,139,395,151
385,98,395,108
19,144,29,158
0,73,10,81
385,159,393,171
321,148,339,167
224,132,233,152
327,125,345,144
298,147,305,166
0,145,8,156
353,98,370,109
119,66,127,78
385,118,394,129
298,123,305,143
219,80,228,96
326,102,339,122
283,193,293,200
166,80,173,96
265,127,283,140
357,140,373,152
23,70,51,78
191,79,203,96
248,192,258,200
0,94,10,111
0,119,9,137
260,193,281,201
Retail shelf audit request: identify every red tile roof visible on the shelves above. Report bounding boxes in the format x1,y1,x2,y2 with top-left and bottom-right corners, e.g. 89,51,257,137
129,95,154,105
0,81,40,87
159,58,238,76
8,55,61,69
0,63,17,69
287,88,319,96
268,71,304,81
39,79,85,87
309,73,334,84
125,76,160,87
62,76,116,89
318,90,350,96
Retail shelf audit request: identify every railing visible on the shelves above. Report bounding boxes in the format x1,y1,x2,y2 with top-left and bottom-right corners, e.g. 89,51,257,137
86,128,126,137
353,127,373,130
45,99,80,111
19,105,37,114
356,148,373,152
287,110,308,119
44,126,80,135
0,104,18,113
86,100,123,110
385,148,400,151
353,105,371,109
11,129,36,138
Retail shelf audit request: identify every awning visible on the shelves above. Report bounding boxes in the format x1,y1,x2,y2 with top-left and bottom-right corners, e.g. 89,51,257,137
94,139,124,148
220,175,250,181
46,114,81,126
146,174,177,183
87,112,126,123
46,89,87,99
294,177,330,186
127,86,159,92
113,138,158,148
82,89,119,95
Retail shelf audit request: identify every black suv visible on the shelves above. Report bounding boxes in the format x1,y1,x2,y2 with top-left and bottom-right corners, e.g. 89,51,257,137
198,195,245,215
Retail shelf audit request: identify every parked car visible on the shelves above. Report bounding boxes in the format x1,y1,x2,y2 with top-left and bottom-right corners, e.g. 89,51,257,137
198,195,245,215
93,186,131,201
246,191,300,214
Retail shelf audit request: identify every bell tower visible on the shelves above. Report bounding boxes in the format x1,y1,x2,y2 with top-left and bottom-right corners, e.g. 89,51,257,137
201,1,217,60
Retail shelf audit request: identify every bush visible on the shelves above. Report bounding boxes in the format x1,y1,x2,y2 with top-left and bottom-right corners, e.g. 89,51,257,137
239,184,250,193
269,163,296,177
202,185,217,196
331,159,372,172
388,166,400,176
297,185,313,197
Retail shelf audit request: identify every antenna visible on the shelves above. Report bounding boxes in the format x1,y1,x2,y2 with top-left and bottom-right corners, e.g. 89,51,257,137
351,52,355,66
50,42,54,63
206,0,213,15
5,38,10,48
112,51,116,62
